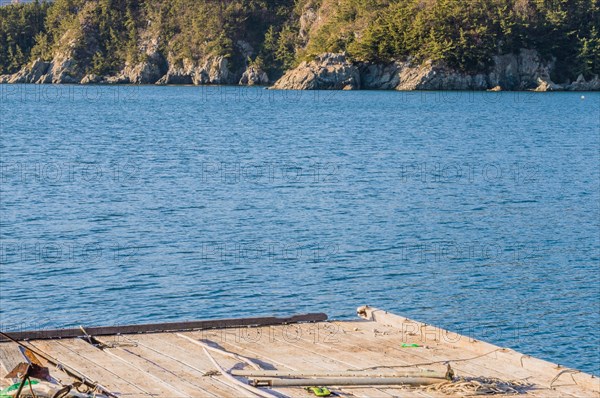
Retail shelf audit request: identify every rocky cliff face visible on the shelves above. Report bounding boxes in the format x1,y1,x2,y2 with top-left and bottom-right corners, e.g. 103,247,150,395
1,0,598,90
272,53,360,90
4,55,83,85
1,52,267,86
272,50,600,91
3,49,598,91
2,37,598,91
0,22,267,86
239,66,269,86
154,56,237,85
3,31,84,85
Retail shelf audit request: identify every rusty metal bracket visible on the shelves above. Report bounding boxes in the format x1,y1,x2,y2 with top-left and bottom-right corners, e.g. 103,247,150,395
5,362,50,381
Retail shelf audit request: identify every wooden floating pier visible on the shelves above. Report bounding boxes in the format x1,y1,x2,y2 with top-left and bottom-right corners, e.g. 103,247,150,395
0,306,598,397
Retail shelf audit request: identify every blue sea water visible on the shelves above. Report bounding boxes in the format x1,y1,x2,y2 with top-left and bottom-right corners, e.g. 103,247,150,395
0,85,598,375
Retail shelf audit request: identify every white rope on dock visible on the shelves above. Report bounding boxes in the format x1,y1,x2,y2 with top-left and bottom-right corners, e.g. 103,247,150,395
175,334,262,370
201,346,278,398
175,334,278,398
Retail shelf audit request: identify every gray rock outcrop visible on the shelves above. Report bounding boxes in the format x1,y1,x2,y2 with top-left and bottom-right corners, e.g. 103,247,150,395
272,48,598,91
299,4,318,46
394,62,489,90
46,56,82,84
100,35,167,84
203,56,230,84
4,55,83,84
239,66,269,85
360,63,401,89
122,57,166,84
272,53,360,90
7,59,51,83
155,56,233,85
490,49,553,90
534,77,563,92
565,74,600,91
2,47,597,90
33,32,87,84
80,74,101,84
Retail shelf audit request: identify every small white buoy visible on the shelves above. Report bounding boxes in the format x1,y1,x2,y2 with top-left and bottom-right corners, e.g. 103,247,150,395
581,95,585,100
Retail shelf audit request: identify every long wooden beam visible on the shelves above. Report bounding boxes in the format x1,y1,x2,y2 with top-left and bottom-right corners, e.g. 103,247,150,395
0,312,328,342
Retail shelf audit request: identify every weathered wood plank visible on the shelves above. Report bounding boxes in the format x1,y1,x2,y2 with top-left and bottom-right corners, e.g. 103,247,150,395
0,313,327,342
95,344,212,398
138,332,297,397
29,339,151,397
260,322,438,398
341,319,589,398
0,308,595,398
289,323,575,398
105,334,246,397
358,307,600,395
184,329,398,398
58,339,188,397
0,343,24,387
155,331,332,398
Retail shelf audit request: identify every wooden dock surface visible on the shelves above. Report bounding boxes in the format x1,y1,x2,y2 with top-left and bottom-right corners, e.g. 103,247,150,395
0,306,598,397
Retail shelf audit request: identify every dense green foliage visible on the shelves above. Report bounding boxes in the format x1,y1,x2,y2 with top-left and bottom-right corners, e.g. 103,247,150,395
145,0,296,76
0,1,50,74
305,0,600,80
1,0,598,80
0,0,296,76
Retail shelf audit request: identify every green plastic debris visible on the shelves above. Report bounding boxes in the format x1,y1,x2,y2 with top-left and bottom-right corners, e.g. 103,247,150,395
305,386,332,397
401,343,420,347
0,379,40,397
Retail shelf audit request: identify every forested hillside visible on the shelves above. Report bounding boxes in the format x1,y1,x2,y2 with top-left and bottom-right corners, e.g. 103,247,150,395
1,0,598,85
302,0,600,82
0,0,297,76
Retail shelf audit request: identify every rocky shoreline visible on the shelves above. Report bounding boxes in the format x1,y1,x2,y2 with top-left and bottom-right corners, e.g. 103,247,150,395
272,51,600,91
1,50,598,91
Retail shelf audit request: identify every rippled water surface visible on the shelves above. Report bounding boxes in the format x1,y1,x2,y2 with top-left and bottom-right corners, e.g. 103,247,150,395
0,85,599,374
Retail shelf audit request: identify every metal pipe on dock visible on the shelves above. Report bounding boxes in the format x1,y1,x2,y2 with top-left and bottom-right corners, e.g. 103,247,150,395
250,377,445,387
232,369,449,379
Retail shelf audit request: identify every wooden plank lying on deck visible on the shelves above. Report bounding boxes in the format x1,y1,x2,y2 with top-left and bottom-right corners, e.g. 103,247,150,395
0,313,327,342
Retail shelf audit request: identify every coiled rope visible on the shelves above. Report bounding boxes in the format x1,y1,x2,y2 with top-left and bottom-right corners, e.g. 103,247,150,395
424,376,533,395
